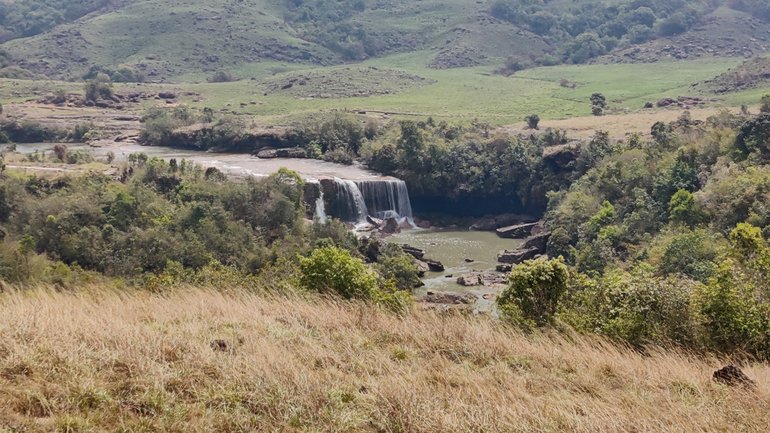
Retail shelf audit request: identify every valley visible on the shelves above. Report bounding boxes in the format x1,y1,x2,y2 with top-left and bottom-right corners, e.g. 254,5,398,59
3,1,770,431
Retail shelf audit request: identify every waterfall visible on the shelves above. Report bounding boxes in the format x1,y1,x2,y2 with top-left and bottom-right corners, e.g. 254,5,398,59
355,180,414,225
317,178,416,227
335,179,369,223
314,189,327,224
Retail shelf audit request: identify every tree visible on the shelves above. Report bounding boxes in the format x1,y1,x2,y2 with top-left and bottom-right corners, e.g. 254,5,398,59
693,260,770,356
84,76,113,102
396,120,424,171
298,246,378,299
590,93,607,116
565,32,606,64
375,254,422,291
52,143,67,161
525,114,540,130
668,189,700,226
497,257,570,328
735,113,770,159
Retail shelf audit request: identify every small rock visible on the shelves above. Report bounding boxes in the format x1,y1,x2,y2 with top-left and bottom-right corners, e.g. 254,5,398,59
713,365,755,387
210,339,230,353
424,291,476,305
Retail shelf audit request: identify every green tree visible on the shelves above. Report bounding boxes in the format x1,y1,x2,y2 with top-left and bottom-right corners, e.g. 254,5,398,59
525,114,540,130
693,260,770,356
668,189,700,226
375,254,422,291
590,93,607,116
396,120,424,171
497,257,570,328
84,75,113,102
565,33,606,64
298,246,377,299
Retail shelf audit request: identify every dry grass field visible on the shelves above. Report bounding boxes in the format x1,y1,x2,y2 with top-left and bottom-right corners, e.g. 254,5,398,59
0,287,768,432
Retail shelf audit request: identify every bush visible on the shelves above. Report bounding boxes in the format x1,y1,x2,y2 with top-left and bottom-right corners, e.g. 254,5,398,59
560,267,698,347
84,78,113,102
209,71,236,83
298,246,378,299
693,260,770,357
497,257,569,328
525,114,540,130
375,252,422,291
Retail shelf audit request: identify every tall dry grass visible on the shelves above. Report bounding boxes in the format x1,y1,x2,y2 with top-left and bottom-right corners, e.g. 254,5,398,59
0,286,768,432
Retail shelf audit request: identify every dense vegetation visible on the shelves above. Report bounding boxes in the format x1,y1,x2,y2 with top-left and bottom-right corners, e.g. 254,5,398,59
0,153,420,306
510,107,770,358
491,0,719,68
0,0,112,41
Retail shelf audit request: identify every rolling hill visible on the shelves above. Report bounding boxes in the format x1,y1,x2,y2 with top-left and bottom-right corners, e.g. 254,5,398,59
1,0,769,83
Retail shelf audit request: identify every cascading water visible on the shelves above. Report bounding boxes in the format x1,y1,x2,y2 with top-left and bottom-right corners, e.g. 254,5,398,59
334,179,369,223
321,178,415,227
314,190,327,224
355,180,415,226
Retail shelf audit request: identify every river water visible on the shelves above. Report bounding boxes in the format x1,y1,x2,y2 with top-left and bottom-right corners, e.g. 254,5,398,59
10,142,386,181
389,229,522,301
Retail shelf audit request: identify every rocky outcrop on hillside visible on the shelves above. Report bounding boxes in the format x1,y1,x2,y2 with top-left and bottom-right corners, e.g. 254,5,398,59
599,8,770,65
701,56,770,93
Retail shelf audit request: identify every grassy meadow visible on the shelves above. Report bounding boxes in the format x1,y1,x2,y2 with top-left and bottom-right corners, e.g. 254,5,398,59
3,54,769,128
0,287,768,433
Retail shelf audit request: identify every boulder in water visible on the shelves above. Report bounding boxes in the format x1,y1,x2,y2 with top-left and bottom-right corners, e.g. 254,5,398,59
469,213,535,231
414,259,430,277
256,147,306,158
366,215,383,227
495,222,538,239
457,274,482,286
425,259,445,272
381,217,401,235
498,247,539,264
523,232,551,253
401,244,425,260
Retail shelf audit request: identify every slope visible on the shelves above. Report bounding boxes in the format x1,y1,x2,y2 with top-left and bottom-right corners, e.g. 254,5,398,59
0,287,768,432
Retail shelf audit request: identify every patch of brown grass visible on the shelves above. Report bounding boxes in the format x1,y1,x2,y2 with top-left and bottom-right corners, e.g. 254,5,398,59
0,287,768,432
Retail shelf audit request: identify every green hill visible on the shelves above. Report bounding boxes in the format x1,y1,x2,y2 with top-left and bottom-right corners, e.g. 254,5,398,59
2,0,770,82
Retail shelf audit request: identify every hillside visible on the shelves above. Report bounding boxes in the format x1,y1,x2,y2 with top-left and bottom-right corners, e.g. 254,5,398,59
0,287,768,432
600,6,770,64
2,0,770,82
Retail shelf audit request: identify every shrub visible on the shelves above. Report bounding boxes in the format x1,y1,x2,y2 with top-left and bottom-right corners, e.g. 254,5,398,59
692,260,770,357
525,114,540,130
209,71,236,83
375,253,422,291
497,257,569,328
561,267,698,347
84,78,113,102
298,246,378,299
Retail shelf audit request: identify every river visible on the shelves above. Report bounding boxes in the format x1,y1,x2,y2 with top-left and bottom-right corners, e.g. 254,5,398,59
389,229,522,309
10,142,386,181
